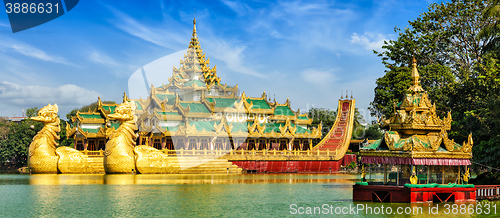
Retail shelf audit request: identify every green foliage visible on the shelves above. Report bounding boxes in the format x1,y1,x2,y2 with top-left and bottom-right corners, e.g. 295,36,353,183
352,124,384,140
470,171,500,185
25,107,39,118
375,0,495,79
58,121,74,148
0,117,9,142
0,118,43,166
308,107,370,143
308,107,336,145
347,161,357,170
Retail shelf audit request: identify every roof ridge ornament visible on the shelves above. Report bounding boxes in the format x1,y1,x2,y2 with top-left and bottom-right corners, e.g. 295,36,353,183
407,57,425,93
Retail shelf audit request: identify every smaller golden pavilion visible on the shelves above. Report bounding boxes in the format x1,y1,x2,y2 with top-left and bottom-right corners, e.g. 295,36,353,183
360,57,473,185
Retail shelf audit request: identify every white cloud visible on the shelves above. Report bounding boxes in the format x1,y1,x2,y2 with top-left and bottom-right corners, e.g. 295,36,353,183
350,32,389,52
109,8,186,51
0,38,72,65
221,0,251,16
89,50,119,66
0,81,101,117
206,39,267,78
301,69,335,86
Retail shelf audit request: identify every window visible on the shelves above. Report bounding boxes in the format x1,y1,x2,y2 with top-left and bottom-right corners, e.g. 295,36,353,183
76,140,84,150
279,140,287,150
153,139,161,150
177,139,185,149
166,138,174,150
87,140,96,151
248,140,255,150
189,139,197,150
200,139,208,150
293,140,300,150
98,140,105,150
259,140,266,150
215,139,223,150
303,140,310,150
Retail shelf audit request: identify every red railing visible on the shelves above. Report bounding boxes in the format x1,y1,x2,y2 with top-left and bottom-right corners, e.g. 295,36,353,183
476,185,500,200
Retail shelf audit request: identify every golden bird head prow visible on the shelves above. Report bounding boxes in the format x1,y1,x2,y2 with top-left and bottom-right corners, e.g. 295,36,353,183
31,104,59,124
107,101,136,122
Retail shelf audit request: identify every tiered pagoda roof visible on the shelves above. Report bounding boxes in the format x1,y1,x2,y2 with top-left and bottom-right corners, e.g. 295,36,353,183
68,19,320,141
361,58,473,163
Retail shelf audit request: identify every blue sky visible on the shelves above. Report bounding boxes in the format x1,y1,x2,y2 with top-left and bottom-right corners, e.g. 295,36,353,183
0,0,439,122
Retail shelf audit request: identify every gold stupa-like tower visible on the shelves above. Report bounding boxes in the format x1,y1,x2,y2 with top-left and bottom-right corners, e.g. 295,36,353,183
364,57,473,159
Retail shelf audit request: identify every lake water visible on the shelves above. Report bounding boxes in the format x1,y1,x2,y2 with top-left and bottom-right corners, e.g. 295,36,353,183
0,174,498,217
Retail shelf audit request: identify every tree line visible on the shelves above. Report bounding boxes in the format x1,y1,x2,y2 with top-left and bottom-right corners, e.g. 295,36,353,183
0,100,115,166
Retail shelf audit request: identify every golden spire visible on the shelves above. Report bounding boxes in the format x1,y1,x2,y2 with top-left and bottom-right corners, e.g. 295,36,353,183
192,18,197,37
407,57,425,93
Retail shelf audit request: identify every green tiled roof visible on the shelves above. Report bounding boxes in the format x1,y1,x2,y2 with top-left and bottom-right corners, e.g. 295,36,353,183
81,128,99,133
295,125,312,134
274,106,294,116
110,123,120,130
362,139,382,150
161,126,179,132
184,80,206,87
180,103,210,113
207,97,239,108
246,99,271,110
101,105,116,114
135,101,143,110
156,111,180,116
264,122,280,133
190,121,216,132
156,94,175,105
79,114,103,119
298,115,309,120
229,122,249,133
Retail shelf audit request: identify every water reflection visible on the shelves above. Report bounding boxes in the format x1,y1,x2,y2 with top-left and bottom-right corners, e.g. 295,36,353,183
22,173,359,185
1,174,499,217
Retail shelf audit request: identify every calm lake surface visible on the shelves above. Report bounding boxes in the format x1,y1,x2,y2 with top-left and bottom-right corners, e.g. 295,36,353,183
0,174,498,217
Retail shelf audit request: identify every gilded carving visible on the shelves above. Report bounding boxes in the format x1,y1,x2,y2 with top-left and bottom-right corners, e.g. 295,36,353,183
56,146,91,173
134,145,179,174
28,104,60,174
104,101,138,174
363,58,472,157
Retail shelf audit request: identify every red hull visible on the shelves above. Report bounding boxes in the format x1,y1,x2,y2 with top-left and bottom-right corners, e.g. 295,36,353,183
232,160,343,173
353,185,476,203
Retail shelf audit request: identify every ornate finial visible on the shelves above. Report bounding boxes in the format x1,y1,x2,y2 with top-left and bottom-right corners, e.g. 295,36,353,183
408,57,425,92
345,90,348,98
351,90,353,99
98,97,102,107
192,17,197,37
340,90,343,99
123,92,129,103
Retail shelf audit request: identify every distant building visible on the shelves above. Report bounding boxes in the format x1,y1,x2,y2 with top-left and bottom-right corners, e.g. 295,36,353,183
6,117,27,124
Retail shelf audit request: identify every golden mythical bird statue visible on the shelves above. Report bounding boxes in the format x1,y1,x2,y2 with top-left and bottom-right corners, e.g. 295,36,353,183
29,104,91,174
104,101,138,174
28,104,60,173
